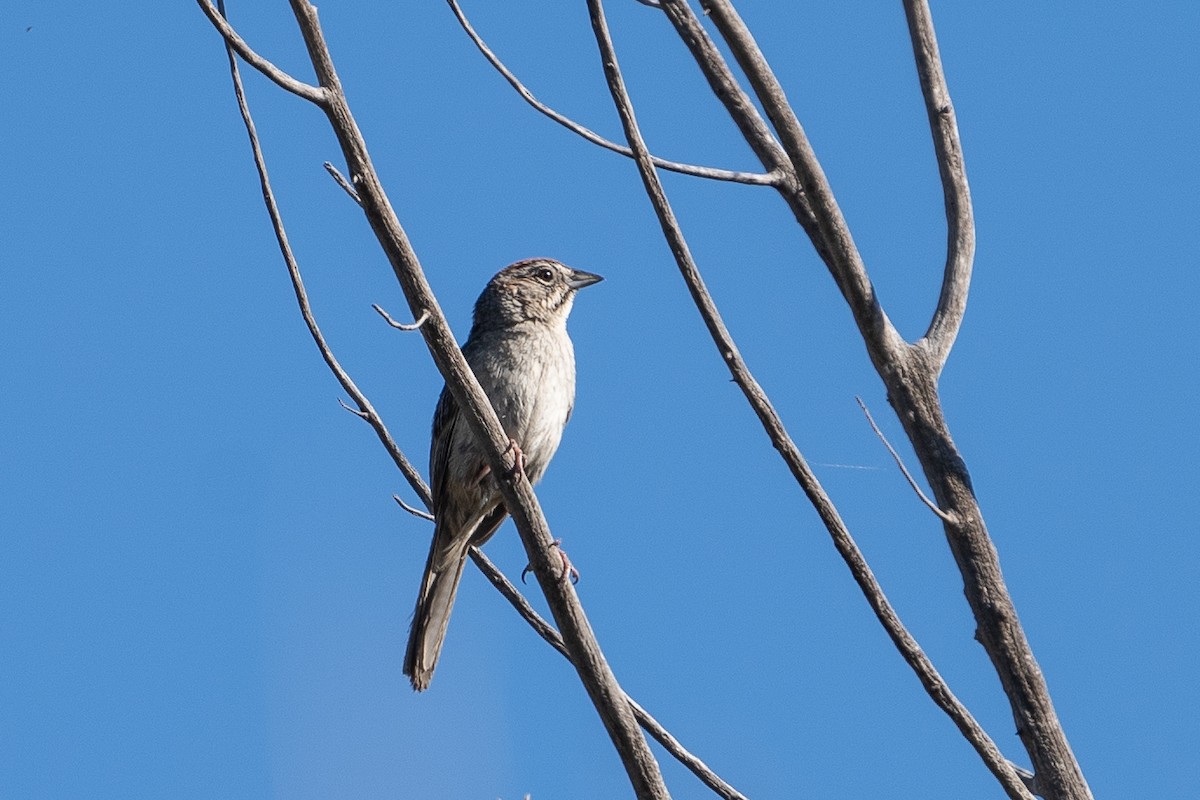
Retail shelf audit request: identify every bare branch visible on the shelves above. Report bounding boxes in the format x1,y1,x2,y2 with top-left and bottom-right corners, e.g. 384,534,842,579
392,494,435,522
214,0,431,510
902,0,976,370
468,547,748,800
324,161,362,205
337,396,369,419
445,0,779,187
196,0,326,105
280,3,668,795
373,304,430,331
585,3,1031,798
855,396,956,524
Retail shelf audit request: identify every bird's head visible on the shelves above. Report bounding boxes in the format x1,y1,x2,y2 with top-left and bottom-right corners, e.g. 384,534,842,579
472,258,603,329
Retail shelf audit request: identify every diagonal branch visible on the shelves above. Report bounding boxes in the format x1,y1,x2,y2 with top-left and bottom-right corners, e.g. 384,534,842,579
214,0,429,509
585,2,1032,798
445,0,778,187
902,0,976,370
197,0,326,104
270,3,668,796
218,16,740,793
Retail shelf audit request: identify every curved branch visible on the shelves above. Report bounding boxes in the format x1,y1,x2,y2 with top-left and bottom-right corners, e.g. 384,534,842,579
903,0,976,370
585,3,1031,798
215,1,429,508
197,0,326,105
446,0,778,187
279,3,668,796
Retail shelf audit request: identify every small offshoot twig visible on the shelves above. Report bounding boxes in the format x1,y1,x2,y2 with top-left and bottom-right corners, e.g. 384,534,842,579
323,161,362,205
373,304,430,331
856,396,956,524
392,494,435,523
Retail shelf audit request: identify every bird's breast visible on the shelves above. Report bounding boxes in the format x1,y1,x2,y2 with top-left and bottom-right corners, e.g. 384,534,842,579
464,325,576,485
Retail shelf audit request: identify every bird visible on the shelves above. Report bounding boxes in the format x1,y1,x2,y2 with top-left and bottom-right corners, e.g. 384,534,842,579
403,258,603,692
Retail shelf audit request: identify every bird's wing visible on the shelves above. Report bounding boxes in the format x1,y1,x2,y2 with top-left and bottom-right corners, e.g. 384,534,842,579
429,384,459,516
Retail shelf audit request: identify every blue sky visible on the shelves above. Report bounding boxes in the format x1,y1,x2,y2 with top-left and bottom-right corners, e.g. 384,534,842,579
2,2,1197,798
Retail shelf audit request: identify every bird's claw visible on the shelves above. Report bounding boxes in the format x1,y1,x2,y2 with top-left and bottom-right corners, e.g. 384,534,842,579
503,438,526,478
520,538,580,585
472,439,526,486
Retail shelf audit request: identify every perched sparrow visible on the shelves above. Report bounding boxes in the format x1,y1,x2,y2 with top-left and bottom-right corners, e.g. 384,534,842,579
403,258,603,692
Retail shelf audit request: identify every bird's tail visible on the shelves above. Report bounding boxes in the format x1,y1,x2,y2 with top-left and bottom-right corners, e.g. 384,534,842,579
403,535,470,692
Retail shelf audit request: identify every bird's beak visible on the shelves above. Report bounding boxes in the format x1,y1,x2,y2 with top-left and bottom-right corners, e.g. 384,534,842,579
567,269,604,290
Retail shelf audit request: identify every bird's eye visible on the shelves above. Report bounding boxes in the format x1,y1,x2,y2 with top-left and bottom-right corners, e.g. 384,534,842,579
535,268,555,284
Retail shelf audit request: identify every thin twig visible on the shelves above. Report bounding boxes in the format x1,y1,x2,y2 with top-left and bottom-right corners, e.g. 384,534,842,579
585,4,1031,799
324,161,362,205
902,0,976,370
197,0,326,104
337,396,370,419
855,396,956,524
392,494,435,522
373,304,430,331
214,0,431,511
445,0,779,187
468,547,748,800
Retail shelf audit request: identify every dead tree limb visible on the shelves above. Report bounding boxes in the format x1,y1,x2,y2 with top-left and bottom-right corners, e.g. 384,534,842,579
199,2,669,796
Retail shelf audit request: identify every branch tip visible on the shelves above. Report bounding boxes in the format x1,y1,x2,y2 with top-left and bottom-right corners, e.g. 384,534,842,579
392,494,435,522
336,397,370,419
373,304,430,331
196,0,325,105
323,161,362,205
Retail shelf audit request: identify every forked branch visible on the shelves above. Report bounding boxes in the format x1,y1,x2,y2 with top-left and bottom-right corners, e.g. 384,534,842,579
198,0,325,103
583,3,1032,797
638,2,1088,797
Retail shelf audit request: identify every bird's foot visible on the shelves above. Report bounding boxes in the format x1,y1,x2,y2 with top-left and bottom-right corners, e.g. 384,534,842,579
471,439,525,486
520,539,580,585
502,438,526,477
